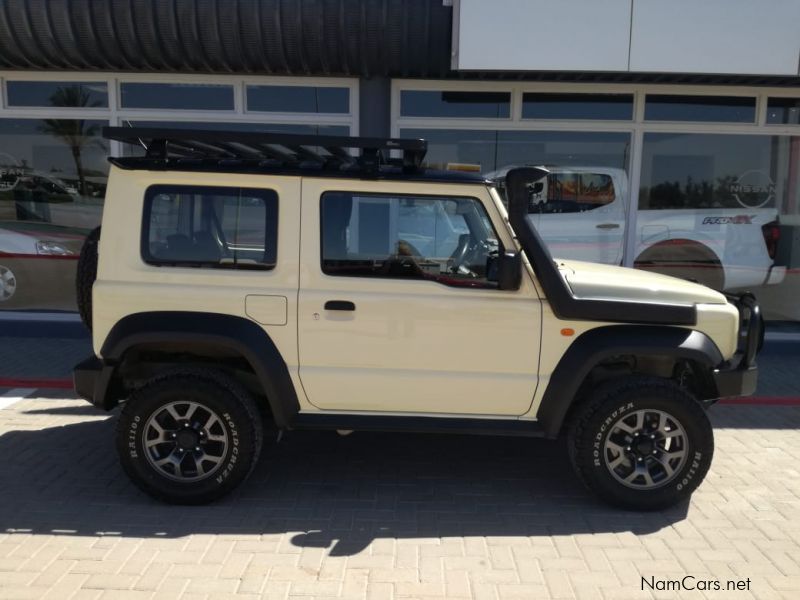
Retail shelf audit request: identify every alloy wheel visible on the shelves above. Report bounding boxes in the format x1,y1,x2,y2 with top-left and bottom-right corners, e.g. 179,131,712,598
603,409,688,490
0,265,17,301
143,400,229,482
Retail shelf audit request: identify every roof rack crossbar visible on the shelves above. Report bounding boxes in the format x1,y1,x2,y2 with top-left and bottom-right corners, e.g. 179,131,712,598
103,126,426,175
285,144,326,164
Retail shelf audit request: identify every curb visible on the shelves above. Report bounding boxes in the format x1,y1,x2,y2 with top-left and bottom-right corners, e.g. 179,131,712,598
0,378,73,390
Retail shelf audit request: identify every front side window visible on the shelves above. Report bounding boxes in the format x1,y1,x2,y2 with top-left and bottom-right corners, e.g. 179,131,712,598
321,192,501,288
143,186,278,270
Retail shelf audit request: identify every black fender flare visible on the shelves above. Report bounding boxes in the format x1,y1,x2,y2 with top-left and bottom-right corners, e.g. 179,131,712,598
536,325,723,439
97,311,299,427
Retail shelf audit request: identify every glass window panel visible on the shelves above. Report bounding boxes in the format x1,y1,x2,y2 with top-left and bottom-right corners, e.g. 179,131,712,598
247,85,349,113
637,133,800,310
400,129,630,174
6,81,109,108
0,118,109,311
143,185,278,270
120,83,234,110
400,91,511,118
321,192,500,288
766,98,800,125
522,93,633,120
400,128,630,267
644,95,756,123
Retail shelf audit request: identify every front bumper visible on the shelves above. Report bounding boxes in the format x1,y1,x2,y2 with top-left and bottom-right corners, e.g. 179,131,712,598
713,293,762,398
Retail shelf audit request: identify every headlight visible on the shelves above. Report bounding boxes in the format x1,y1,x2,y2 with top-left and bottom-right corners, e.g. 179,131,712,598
35,240,74,256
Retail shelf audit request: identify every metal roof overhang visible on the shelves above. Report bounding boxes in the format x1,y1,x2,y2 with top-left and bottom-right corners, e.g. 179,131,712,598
0,0,798,87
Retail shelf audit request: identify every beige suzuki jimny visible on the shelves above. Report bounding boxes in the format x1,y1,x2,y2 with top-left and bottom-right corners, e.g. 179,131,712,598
73,127,761,510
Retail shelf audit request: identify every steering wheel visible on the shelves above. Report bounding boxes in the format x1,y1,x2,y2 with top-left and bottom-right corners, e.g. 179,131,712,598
448,233,485,279
447,234,471,271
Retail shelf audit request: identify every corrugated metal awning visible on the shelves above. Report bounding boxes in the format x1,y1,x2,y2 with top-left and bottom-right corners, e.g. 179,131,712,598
0,0,452,78
0,0,798,87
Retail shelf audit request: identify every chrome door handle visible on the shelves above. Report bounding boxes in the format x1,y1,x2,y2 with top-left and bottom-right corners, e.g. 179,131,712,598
596,223,620,229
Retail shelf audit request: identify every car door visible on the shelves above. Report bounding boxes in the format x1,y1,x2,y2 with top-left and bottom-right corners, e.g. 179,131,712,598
532,170,626,265
297,178,542,416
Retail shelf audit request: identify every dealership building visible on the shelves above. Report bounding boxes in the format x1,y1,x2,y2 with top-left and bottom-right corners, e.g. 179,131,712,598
0,0,798,321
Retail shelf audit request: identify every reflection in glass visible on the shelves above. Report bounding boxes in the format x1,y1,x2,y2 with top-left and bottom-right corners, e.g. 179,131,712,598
400,129,630,268
120,83,234,110
6,81,108,108
636,132,800,295
0,118,108,311
39,87,105,200
400,91,511,118
247,86,349,113
639,133,787,210
522,93,633,120
767,98,800,125
400,129,630,173
644,95,756,123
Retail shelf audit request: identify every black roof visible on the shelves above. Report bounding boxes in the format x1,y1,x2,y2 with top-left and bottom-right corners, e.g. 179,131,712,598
104,126,488,183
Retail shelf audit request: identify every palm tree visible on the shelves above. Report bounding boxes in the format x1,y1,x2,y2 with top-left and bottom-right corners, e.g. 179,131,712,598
38,85,105,197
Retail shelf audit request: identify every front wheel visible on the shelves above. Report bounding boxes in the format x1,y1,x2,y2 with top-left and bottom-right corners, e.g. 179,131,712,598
117,369,263,504
567,376,713,511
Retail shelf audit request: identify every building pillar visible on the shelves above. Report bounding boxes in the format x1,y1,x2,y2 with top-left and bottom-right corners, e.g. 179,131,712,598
358,77,391,138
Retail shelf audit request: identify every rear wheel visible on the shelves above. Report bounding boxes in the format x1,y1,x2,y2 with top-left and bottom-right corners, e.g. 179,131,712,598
567,376,713,510
117,369,263,504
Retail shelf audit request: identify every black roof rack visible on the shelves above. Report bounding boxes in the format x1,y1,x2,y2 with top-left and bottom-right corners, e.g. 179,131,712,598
103,127,429,176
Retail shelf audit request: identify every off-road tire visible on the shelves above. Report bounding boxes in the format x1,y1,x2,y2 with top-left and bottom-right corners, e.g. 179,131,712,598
117,369,263,504
567,376,713,511
76,226,101,331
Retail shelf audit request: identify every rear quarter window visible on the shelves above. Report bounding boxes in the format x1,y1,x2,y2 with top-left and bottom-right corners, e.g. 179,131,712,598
142,185,278,270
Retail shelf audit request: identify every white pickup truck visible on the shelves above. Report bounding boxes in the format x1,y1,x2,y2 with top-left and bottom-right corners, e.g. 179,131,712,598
492,166,785,291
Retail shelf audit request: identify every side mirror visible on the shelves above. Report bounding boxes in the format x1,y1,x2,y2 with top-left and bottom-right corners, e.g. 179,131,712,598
487,251,522,291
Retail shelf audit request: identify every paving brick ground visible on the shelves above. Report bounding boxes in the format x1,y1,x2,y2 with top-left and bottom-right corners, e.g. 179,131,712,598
0,391,799,599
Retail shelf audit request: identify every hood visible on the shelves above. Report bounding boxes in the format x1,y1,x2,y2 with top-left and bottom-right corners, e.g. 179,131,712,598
557,259,727,306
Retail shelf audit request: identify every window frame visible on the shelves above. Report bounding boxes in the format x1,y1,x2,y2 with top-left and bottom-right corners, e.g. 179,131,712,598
141,184,279,271
318,190,505,289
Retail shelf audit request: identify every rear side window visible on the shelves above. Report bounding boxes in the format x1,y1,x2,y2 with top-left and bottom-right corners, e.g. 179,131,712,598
142,185,278,270
531,172,616,214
